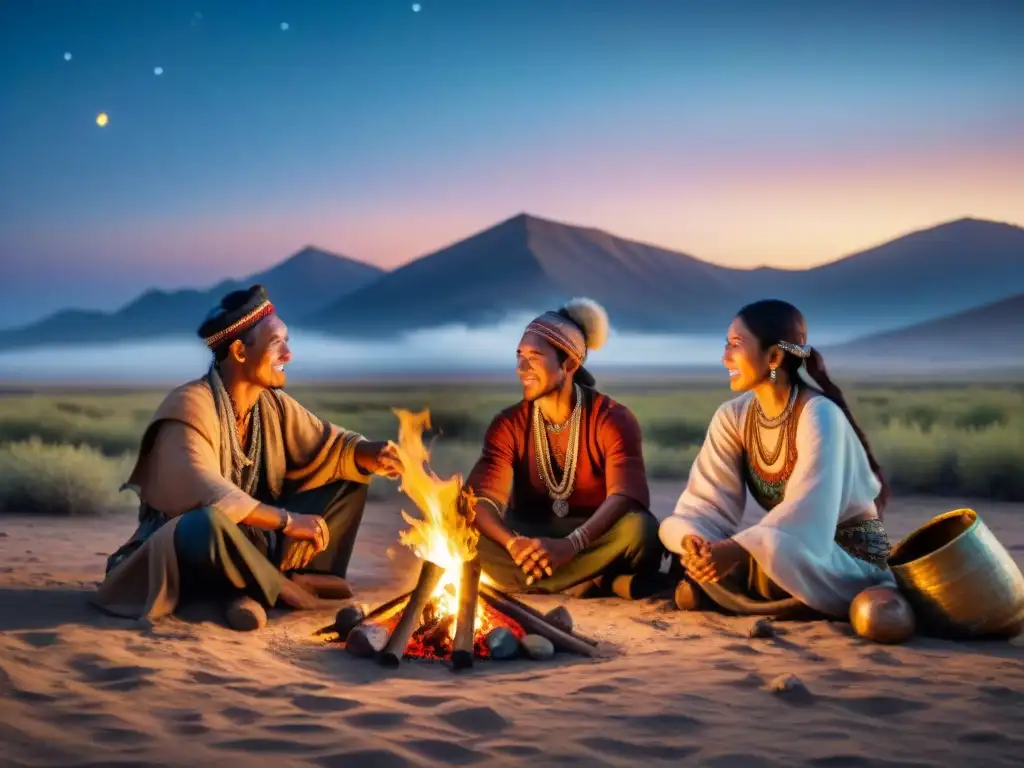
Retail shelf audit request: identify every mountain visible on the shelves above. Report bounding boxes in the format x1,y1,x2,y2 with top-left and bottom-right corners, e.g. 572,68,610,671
302,214,1024,339
2,214,1023,350
825,292,1024,368
301,213,768,336
0,247,383,349
770,217,1024,335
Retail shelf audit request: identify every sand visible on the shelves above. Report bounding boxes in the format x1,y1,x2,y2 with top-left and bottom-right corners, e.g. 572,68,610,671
2,483,1024,767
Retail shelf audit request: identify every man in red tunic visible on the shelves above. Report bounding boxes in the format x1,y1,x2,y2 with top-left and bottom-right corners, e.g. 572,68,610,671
463,298,666,598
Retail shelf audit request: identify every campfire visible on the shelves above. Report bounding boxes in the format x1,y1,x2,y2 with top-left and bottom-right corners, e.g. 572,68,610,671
334,408,598,670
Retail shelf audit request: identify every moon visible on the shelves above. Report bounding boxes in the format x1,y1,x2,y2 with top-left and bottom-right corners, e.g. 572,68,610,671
280,21,289,31
154,66,164,75
412,3,421,11
64,52,72,61
96,112,109,127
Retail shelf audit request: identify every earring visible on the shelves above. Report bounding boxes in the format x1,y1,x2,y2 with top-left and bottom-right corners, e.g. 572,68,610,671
770,368,777,382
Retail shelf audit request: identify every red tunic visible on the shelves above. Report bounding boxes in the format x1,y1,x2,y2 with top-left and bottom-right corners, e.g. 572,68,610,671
464,388,650,521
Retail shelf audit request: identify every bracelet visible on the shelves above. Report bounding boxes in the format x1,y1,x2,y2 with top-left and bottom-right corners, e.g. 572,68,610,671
280,511,293,533
568,527,590,555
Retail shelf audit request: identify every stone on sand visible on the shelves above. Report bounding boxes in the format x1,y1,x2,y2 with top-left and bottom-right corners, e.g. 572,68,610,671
748,618,775,638
334,604,365,641
767,673,806,694
544,605,574,634
484,627,518,660
520,634,555,660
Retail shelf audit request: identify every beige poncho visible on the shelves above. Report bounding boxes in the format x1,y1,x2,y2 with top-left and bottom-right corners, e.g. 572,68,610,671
92,378,368,621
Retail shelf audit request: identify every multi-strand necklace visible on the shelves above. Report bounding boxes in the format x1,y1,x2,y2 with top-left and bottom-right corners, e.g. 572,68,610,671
532,383,583,518
225,390,263,497
749,386,798,466
744,386,801,509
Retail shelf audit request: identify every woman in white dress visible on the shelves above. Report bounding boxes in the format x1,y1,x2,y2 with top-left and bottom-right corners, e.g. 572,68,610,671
659,299,909,621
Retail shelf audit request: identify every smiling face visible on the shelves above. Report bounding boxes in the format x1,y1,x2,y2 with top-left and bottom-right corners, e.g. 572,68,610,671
722,316,773,392
230,314,292,389
516,331,573,402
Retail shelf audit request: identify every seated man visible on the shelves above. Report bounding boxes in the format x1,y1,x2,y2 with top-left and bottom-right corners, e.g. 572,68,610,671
92,285,403,630
462,298,665,599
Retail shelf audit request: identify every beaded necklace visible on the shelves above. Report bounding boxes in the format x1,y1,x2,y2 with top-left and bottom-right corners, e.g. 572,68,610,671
743,389,806,510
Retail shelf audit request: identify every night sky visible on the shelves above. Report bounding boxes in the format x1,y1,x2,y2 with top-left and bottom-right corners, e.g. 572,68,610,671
0,0,1021,327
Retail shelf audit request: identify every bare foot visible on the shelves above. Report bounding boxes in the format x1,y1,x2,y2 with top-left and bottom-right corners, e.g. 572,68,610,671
290,573,353,600
277,577,328,610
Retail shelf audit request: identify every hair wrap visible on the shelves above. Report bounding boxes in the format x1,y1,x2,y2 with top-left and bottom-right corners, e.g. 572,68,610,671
525,311,588,364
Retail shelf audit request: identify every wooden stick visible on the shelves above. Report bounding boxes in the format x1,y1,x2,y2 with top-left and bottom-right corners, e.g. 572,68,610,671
365,590,413,624
380,560,445,668
336,590,413,641
479,582,599,647
479,589,598,658
451,558,482,671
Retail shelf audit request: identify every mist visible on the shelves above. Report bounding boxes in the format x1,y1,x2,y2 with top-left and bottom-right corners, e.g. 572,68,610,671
0,315,858,384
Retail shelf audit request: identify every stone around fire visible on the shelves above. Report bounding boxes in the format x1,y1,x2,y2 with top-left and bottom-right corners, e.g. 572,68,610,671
485,627,519,660
544,605,574,634
520,634,555,660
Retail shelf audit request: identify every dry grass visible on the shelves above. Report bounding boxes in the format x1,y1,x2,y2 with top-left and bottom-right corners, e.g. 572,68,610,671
0,378,1021,514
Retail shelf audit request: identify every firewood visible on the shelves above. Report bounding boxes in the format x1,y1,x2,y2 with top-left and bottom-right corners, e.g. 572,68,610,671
479,589,598,658
380,560,445,668
479,583,599,647
452,558,482,670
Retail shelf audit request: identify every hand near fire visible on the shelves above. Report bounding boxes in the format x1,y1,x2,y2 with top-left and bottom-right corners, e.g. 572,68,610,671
356,440,404,479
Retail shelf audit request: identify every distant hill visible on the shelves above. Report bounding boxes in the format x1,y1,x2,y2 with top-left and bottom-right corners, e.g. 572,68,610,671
301,213,760,336
826,292,1024,368
773,217,1024,334
2,214,1023,350
303,214,1024,339
0,247,383,349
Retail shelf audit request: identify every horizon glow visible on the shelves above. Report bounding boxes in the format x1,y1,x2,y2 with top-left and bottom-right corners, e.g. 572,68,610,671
1,0,1021,326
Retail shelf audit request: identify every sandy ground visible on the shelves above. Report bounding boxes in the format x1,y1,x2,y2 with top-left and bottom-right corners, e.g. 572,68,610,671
2,483,1024,767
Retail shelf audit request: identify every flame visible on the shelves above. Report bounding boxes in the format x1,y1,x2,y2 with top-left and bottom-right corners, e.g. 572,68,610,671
391,408,481,630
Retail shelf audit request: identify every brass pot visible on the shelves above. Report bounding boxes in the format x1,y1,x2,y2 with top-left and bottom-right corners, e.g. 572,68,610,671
888,509,1024,639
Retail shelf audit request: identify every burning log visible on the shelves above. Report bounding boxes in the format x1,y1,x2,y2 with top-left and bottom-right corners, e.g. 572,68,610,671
479,583,599,647
380,560,445,668
479,589,598,658
335,590,413,641
451,558,482,671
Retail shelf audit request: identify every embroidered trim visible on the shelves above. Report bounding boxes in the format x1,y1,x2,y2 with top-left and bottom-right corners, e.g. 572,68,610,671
203,300,275,348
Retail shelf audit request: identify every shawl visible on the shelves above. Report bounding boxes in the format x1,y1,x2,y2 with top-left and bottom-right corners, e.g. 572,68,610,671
91,377,368,621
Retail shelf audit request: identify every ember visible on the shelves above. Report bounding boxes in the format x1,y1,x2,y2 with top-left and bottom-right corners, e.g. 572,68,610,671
378,597,526,662
339,408,599,669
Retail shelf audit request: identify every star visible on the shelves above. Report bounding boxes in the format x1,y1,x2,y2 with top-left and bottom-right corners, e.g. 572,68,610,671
96,113,109,127
280,21,289,31
154,66,164,76
63,52,72,61
412,3,422,11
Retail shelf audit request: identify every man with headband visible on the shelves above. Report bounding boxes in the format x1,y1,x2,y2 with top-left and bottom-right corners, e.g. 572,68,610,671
462,298,667,598
94,285,404,630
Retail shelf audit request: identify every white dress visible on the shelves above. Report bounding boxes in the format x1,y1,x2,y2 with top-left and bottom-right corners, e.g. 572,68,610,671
658,391,896,618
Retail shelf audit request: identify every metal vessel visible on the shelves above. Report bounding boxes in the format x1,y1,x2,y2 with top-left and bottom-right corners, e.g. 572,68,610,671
888,509,1024,639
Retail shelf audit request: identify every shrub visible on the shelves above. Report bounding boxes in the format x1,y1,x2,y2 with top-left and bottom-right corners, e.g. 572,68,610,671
0,439,138,516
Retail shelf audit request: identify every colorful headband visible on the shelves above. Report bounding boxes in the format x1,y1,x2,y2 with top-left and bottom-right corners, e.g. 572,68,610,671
525,312,587,363
203,300,275,348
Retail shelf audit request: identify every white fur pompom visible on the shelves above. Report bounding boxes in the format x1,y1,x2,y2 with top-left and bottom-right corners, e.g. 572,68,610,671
563,297,609,351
